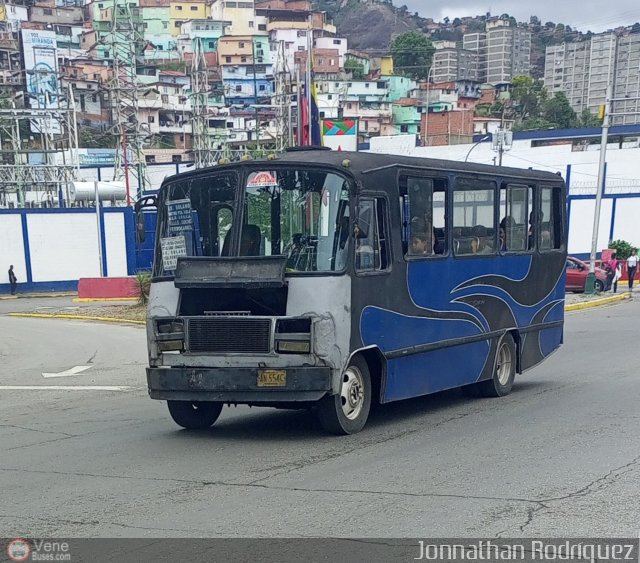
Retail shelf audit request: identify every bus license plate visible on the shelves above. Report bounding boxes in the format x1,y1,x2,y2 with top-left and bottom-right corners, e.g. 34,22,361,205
257,370,287,387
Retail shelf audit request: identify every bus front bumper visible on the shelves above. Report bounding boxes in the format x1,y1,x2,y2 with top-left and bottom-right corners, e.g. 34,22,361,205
146,366,332,403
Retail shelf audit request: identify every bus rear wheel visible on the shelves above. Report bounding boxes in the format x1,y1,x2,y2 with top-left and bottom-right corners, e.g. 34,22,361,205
478,334,516,398
315,356,372,435
167,400,223,430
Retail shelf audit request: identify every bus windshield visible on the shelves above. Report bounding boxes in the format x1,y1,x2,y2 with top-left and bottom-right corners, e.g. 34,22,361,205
154,167,351,277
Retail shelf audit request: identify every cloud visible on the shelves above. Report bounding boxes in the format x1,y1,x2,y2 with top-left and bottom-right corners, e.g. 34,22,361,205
400,0,640,32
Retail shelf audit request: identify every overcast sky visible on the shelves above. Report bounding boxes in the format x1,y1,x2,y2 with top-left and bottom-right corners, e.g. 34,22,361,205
401,1,640,33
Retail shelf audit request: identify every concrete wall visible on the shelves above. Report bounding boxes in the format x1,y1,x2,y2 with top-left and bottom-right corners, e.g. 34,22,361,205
0,208,135,294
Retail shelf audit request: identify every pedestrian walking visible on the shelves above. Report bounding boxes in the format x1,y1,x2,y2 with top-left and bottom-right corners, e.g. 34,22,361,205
8,265,17,295
607,253,620,293
627,249,639,291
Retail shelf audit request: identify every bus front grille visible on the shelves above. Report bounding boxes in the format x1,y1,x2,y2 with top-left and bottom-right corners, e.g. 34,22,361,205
187,318,271,354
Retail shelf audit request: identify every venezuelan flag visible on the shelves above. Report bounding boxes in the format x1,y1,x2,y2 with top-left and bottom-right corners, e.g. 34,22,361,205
309,66,322,146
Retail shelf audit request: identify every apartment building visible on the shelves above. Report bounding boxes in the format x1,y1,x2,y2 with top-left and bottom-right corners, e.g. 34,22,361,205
0,31,23,103
462,32,487,83
211,0,268,36
587,32,617,112
612,32,640,125
544,41,591,112
0,3,29,32
314,36,346,66
543,30,640,124
432,40,479,83
485,19,531,85
169,0,208,36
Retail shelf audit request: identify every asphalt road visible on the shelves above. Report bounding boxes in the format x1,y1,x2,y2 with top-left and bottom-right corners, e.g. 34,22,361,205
0,301,638,538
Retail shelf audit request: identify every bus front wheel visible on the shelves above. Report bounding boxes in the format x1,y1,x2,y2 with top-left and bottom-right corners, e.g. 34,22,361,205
478,334,516,397
315,356,372,435
167,400,223,430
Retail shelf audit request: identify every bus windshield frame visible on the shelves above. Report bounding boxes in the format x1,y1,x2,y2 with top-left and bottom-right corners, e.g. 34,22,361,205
152,164,354,280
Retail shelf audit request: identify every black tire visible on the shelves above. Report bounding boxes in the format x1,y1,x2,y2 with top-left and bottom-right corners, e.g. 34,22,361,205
595,279,604,293
167,401,223,430
315,356,372,435
477,334,516,398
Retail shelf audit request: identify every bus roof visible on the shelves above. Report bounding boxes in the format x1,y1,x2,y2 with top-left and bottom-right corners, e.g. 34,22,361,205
161,149,565,187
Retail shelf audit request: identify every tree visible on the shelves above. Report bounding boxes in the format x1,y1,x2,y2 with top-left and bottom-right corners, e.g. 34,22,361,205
530,16,541,26
512,117,556,132
345,58,365,80
579,108,601,128
510,75,546,120
452,17,462,27
389,31,434,81
79,127,115,149
542,92,577,129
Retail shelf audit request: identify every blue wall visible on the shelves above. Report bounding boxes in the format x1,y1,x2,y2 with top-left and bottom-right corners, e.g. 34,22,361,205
0,207,138,295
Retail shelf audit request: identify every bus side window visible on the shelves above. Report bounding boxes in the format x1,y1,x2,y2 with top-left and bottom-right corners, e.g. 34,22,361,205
500,183,533,253
401,175,448,258
453,178,496,256
539,187,564,251
355,198,389,273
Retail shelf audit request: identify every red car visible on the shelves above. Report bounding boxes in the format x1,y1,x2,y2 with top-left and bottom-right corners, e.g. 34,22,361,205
565,257,609,293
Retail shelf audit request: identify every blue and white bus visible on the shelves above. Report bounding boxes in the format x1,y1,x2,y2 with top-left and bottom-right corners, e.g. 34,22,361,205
145,149,567,434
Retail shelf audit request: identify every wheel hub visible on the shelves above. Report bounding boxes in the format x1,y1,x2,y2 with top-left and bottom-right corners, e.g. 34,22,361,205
496,342,513,386
340,367,365,420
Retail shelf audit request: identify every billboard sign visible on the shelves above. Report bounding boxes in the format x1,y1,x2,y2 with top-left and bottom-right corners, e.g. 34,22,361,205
21,29,61,134
321,119,358,152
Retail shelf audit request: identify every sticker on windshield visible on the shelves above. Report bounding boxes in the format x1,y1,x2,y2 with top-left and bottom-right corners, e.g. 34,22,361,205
247,171,278,188
160,236,187,271
167,198,193,235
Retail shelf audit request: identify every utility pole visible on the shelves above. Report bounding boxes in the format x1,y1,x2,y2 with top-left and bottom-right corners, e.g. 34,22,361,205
274,40,292,151
424,66,434,146
251,39,260,155
306,20,313,146
107,0,149,201
190,37,216,168
585,84,612,295
295,64,302,146
492,126,512,166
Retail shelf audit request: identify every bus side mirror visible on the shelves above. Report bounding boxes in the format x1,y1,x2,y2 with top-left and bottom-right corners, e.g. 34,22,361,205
134,195,158,245
136,211,146,243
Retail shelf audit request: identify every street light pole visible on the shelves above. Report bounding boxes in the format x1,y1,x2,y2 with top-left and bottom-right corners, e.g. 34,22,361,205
424,65,434,146
585,84,612,295
464,135,490,162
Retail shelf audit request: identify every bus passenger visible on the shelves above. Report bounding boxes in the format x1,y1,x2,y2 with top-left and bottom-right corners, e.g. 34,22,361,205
410,234,429,255
499,227,508,252
471,226,493,254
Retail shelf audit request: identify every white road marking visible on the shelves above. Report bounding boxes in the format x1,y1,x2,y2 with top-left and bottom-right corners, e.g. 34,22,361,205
42,365,93,379
0,385,136,391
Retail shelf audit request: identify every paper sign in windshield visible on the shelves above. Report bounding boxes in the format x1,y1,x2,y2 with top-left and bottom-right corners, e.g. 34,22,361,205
161,236,187,271
247,171,278,188
167,199,193,235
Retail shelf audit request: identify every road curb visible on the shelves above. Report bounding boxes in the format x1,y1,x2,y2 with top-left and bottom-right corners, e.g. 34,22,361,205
73,297,138,302
565,292,631,312
7,312,146,325
0,292,77,300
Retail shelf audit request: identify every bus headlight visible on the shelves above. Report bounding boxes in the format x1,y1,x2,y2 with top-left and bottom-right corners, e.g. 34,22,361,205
276,340,311,354
275,318,312,355
155,318,185,352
